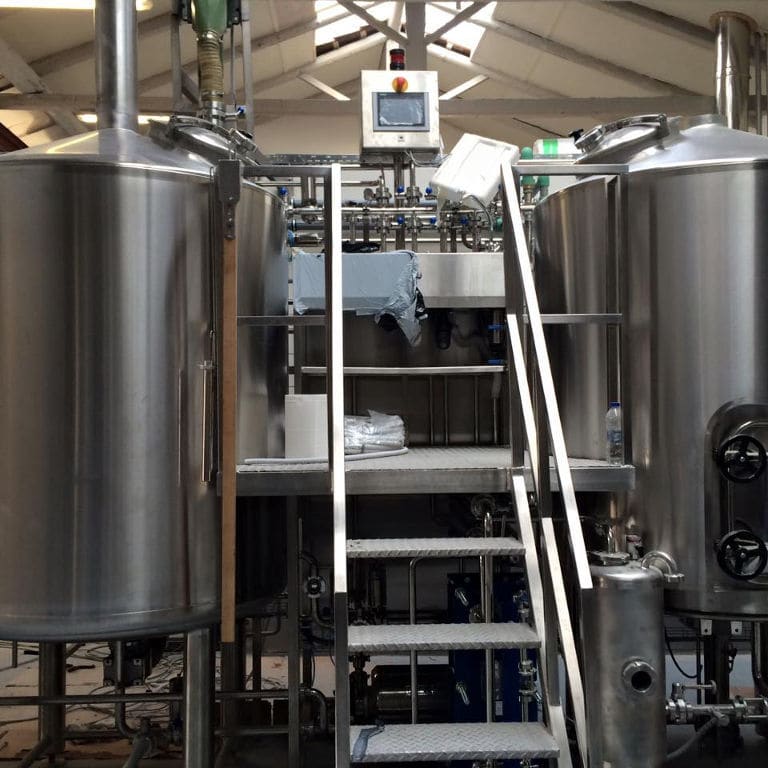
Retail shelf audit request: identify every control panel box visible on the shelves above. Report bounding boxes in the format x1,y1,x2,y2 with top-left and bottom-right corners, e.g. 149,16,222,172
361,70,440,154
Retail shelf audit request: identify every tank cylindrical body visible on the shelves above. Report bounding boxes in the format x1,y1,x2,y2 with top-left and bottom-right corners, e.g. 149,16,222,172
582,558,665,768
0,129,286,640
535,176,609,459
534,117,768,617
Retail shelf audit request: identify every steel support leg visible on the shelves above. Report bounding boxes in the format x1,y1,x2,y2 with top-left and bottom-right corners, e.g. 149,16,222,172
287,497,302,768
39,642,65,763
184,628,214,768
220,623,245,734
703,621,731,703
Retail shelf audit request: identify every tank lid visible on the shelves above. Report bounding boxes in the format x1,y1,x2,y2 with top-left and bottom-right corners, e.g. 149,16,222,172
0,127,213,174
589,550,631,566
577,113,768,169
576,114,670,163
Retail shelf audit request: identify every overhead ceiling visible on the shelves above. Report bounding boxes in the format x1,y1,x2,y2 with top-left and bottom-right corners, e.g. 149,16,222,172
0,0,765,150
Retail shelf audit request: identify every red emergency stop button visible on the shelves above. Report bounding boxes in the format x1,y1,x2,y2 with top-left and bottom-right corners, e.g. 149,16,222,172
392,76,409,93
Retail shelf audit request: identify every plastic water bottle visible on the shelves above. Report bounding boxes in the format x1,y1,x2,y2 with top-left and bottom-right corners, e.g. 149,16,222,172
606,402,624,465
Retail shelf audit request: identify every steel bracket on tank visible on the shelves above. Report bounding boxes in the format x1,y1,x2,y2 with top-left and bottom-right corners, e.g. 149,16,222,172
216,158,241,239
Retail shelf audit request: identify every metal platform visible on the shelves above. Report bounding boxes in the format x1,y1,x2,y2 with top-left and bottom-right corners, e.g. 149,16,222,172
347,622,539,653
349,722,559,762
347,536,524,558
236,446,635,496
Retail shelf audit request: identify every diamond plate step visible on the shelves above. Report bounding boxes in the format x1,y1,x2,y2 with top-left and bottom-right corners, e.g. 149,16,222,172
349,722,559,763
347,622,539,653
347,536,524,558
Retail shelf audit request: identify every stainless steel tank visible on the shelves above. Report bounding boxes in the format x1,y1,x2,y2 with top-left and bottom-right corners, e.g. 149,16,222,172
534,114,768,616
582,554,665,768
0,128,287,640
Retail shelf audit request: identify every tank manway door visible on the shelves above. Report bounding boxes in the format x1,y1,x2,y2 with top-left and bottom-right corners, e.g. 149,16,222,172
711,409,768,583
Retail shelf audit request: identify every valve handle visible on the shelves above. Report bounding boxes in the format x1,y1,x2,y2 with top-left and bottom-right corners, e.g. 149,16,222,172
717,435,767,483
715,529,768,581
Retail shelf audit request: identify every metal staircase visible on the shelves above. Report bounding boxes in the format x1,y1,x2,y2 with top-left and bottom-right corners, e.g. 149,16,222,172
324,160,597,767
344,529,562,765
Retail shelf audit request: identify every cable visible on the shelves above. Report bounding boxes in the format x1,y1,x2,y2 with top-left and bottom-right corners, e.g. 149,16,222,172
666,631,699,680
666,715,719,763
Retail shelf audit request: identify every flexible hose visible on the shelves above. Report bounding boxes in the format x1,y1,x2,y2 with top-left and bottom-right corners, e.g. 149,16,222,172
665,716,719,763
122,734,151,768
197,33,224,102
17,737,51,768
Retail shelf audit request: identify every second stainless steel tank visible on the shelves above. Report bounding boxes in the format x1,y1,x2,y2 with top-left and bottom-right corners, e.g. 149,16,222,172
534,115,768,616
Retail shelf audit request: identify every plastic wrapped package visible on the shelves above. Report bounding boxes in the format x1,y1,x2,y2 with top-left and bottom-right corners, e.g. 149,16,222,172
344,411,406,455
293,250,423,344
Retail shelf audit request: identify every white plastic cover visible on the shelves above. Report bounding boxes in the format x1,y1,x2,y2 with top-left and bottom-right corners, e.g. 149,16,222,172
432,133,520,207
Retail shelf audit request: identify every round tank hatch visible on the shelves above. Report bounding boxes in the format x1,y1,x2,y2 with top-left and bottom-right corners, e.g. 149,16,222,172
576,114,670,163
589,551,631,567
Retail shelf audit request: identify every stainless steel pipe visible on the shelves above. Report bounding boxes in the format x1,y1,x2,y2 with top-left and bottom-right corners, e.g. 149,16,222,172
95,0,138,130
712,11,755,130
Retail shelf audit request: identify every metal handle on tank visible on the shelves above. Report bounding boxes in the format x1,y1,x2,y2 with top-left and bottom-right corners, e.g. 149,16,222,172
199,360,215,484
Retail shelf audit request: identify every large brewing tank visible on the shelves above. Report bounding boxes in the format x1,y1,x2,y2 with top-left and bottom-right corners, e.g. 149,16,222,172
534,114,768,616
0,129,287,640
582,553,665,768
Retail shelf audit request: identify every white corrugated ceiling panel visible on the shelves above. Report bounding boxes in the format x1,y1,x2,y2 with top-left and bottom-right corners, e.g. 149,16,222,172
492,1,713,95
638,1,768,27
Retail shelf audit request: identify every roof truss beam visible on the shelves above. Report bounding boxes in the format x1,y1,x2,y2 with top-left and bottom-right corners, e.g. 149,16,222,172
379,0,405,68
581,1,714,49
440,74,488,100
0,94,716,119
299,73,351,101
334,0,408,46
0,33,83,135
427,42,565,99
424,1,489,46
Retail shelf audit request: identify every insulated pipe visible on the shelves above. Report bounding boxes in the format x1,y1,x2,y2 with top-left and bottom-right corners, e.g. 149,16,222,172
711,11,755,130
95,0,138,130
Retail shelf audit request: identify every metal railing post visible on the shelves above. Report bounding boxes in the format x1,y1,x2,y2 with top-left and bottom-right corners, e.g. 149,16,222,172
325,163,350,768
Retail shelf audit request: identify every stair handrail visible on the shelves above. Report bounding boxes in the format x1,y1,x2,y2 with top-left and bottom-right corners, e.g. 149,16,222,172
500,161,594,766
